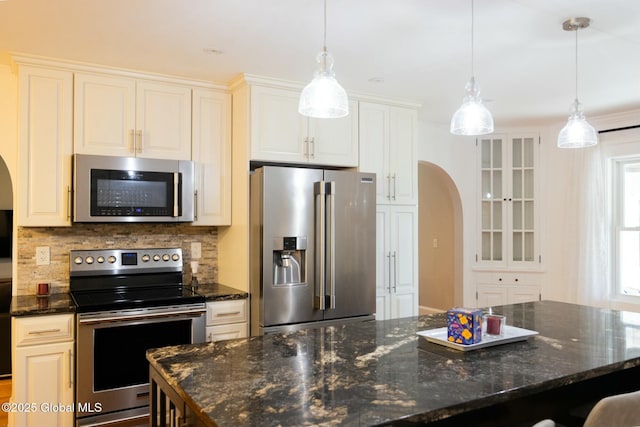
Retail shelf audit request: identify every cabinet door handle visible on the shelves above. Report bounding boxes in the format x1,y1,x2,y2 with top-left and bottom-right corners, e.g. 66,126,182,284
136,130,143,154
216,311,241,317
28,328,61,335
386,175,391,200
194,190,198,221
392,174,397,201
130,129,136,153
392,251,397,292
386,252,392,292
309,137,315,159
67,186,72,221
68,349,73,388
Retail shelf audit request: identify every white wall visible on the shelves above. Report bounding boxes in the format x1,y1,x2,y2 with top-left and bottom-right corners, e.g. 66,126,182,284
417,110,640,311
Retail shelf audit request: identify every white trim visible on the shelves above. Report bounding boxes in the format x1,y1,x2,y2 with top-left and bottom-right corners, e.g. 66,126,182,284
10,52,228,90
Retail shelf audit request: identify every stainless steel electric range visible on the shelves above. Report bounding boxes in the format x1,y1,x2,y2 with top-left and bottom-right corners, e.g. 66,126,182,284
69,248,205,427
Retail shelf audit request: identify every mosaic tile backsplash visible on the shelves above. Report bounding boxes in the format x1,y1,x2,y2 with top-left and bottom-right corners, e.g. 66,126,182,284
16,223,217,296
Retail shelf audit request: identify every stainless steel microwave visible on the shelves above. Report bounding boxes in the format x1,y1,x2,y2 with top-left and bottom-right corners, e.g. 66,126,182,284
73,154,194,222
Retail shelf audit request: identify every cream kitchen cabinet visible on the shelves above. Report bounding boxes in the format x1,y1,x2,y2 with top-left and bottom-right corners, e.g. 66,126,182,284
11,314,74,427
375,205,418,320
359,102,417,205
74,72,192,160
205,299,248,342
192,88,232,225
17,64,73,227
249,85,358,167
476,272,541,307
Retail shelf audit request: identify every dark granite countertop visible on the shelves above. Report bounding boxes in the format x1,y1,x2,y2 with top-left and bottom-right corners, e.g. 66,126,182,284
147,301,640,426
9,282,246,316
194,282,248,302
10,293,76,316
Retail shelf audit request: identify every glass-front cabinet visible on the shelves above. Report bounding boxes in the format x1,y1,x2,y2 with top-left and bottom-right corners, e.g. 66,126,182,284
478,133,540,268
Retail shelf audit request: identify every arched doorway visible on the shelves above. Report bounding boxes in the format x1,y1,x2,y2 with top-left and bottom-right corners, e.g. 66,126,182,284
418,161,463,313
0,155,13,378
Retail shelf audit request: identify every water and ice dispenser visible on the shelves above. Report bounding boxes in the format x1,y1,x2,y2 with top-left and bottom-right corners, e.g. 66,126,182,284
272,237,306,286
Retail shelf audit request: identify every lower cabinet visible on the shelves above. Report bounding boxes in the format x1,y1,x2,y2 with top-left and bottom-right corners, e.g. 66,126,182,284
375,205,418,320
205,299,248,342
11,314,74,427
476,272,541,307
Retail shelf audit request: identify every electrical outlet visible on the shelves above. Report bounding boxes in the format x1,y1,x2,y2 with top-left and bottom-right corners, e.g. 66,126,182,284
36,246,50,266
191,242,202,259
432,238,439,249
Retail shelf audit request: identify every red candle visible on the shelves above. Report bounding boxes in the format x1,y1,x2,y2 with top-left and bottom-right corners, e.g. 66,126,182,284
486,316,502,335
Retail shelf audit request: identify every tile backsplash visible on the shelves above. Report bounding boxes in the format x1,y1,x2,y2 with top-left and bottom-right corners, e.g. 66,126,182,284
16,223,217,295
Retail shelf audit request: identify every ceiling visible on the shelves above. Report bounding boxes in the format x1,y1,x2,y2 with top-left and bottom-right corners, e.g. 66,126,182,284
1,0,638,128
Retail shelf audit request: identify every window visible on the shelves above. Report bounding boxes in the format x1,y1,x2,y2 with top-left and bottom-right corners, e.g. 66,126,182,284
614,158,640,297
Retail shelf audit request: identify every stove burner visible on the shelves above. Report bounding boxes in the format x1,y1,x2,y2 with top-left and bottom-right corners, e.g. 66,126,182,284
70,248,204,312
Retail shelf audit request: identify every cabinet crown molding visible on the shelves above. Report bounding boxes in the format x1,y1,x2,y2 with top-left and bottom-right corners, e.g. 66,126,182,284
11,52,228,90
229,72,422,109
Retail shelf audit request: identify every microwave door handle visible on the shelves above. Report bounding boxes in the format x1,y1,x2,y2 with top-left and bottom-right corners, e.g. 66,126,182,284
173,172,179,217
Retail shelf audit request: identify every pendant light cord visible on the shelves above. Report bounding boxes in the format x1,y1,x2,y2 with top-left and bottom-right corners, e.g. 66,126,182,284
574,28,579,101
471,0,475,77
323,0,327,53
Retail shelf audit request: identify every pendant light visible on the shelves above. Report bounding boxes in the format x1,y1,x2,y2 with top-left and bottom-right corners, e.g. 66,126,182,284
298,0,349,119
450,0,494,136
557,17,598,148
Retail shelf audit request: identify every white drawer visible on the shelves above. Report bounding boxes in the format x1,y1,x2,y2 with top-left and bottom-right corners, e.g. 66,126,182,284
206,323,248,342
206,299,247,326
14,313,74,346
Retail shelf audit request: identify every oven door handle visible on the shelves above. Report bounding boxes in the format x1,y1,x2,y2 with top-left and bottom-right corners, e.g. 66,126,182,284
78,309,205,325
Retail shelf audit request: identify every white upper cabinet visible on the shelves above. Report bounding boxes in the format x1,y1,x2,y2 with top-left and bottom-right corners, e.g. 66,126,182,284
477,133,541,269
73,73,135,156
17,65,73,227
250,85,358,167
74,72,192,160
359,102,417,205
191,88,232,226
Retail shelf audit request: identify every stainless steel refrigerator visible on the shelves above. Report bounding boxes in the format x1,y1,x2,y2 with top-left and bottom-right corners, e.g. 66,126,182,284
250,166,376,335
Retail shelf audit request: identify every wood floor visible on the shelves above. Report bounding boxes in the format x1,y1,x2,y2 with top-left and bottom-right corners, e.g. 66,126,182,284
0,378,10,427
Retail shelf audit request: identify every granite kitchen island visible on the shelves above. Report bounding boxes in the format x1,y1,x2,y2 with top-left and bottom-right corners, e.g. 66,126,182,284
147,301,640,426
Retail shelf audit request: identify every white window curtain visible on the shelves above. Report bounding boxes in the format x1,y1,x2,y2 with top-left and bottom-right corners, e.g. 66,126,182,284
563,143,611,308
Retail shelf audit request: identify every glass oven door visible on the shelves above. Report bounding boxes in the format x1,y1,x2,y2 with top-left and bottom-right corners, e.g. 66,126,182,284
76,306,205,424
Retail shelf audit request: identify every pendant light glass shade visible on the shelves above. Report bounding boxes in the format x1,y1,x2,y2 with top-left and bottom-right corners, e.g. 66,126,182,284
299,0,349,119
299,48,349,118
557,99,598,148
450,0,494,136
557,17,598,148
450,77,494,135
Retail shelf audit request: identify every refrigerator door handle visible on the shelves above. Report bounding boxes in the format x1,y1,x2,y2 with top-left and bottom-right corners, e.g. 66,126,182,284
326,181,336,309
314,181,327,310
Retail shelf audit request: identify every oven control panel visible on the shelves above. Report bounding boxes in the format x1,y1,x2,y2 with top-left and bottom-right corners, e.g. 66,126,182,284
70,248,183,275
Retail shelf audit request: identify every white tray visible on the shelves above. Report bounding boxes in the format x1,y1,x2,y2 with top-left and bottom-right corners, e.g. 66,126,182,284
417,325,538,352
